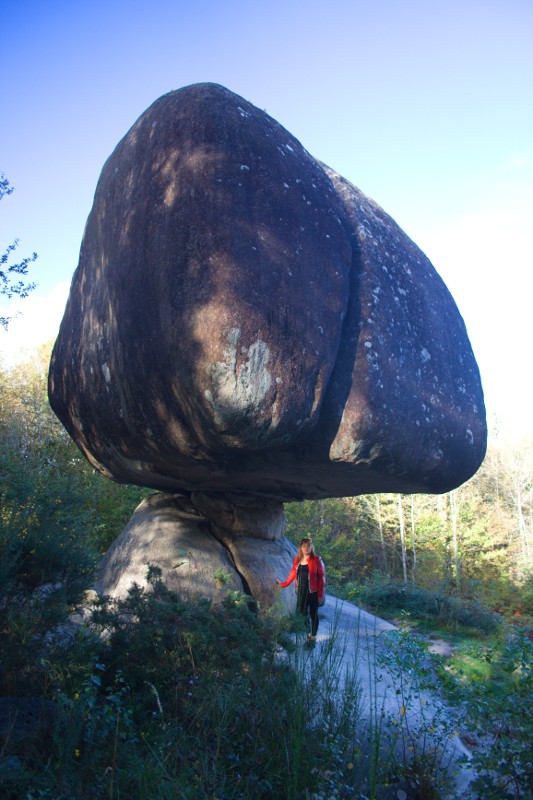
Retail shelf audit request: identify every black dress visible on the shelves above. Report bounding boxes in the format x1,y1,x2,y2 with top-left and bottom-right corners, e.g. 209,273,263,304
296,563,319,636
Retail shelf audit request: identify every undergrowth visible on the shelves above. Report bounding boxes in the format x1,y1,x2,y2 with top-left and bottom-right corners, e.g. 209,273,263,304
442,628,533,799
1,563,532,798
349,580,502,635
0,569,365,800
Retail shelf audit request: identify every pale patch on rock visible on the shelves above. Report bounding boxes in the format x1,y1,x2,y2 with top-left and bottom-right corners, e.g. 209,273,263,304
206,328,273,431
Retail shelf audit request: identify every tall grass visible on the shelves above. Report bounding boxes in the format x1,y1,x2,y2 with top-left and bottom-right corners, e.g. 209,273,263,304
0,567,458,799
0,570,366,799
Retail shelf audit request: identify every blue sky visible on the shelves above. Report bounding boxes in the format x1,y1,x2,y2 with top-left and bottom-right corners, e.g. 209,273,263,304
1,0,532,441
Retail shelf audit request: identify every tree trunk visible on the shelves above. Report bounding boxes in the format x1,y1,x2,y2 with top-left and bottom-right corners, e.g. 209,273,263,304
398,494,408,583
449,490,461,594
410,496,417,583
375,495,388,572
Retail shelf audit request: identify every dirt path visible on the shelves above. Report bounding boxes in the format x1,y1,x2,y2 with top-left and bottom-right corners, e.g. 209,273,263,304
294,595,476,798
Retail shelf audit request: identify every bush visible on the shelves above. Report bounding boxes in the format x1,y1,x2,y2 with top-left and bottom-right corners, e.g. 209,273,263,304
477,572,533,628
0,444,99,696
0,568,327,799
455,630,533,799
356,580,502,634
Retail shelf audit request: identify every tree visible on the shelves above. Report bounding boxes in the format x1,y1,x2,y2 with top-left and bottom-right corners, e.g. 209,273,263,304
397,494,408,583
0,344,148,557
1,173,37,328
449,490,461,593
410,495,417,583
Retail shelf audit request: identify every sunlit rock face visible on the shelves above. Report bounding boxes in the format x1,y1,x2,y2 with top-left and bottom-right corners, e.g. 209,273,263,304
49,83,487,509
95,492,297,612
95,493,244,600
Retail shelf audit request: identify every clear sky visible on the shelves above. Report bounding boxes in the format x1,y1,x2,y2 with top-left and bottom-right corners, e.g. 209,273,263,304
1,0,532,441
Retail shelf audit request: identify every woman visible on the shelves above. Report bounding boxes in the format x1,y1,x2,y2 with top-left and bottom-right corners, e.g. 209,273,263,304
276,537,326,640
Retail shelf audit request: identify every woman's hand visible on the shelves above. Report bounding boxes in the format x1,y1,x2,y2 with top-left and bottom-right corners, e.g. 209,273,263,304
275,579,282,586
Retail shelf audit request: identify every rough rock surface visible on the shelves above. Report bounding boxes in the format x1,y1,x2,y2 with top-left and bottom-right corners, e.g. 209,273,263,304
190,492,287,540
96,493,297,611
95,493,242,600
48,82,486,508
307,165,487,492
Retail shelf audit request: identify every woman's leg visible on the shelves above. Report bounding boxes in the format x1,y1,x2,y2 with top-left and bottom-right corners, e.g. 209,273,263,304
308,591,319,636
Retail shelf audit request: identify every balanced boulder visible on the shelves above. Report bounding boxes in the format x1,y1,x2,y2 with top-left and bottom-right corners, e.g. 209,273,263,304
48,82,486,510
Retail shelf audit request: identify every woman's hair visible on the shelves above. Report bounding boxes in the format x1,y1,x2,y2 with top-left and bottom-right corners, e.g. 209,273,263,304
298,537,316,560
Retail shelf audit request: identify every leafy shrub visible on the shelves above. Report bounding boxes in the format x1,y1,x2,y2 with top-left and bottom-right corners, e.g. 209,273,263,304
456,630,533,799
89,567,270,719
478,571,533,628
1,568,328,799
356,581,502,634
0,443,99,695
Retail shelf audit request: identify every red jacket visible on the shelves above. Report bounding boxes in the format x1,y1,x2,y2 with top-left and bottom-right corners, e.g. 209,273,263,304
280,554,326,602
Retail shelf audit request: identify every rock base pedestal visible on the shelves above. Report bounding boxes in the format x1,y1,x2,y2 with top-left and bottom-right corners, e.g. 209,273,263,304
95,493,296,613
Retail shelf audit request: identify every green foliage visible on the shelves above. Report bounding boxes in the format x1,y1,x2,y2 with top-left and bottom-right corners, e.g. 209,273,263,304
354,581,502,634
0,444,99,694
472,631,533,798
213,566,232,587
0,347,147,555
0,173,37,327
443,630,533,799
0,569,363,800
476,570,533,625
90,567,269,714
0,348,146,697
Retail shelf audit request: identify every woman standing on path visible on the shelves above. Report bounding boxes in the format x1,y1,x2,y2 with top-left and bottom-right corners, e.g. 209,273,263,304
276,537,326,640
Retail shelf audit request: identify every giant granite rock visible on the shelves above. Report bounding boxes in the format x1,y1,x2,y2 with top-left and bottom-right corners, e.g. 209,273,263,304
48,83,486,604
